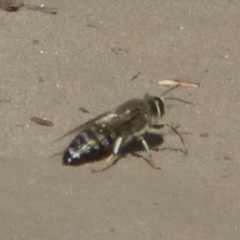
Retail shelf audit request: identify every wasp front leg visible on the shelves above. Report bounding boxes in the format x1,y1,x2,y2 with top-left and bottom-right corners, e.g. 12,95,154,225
138,136,161,170
151,123,188,155
92,137,123,172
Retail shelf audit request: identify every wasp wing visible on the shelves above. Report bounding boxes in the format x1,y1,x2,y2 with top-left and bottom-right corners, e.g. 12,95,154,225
106,108,144,135
56,111,117,141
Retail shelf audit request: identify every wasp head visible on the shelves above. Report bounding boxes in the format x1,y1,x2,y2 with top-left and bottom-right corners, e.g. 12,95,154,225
144,94,165,125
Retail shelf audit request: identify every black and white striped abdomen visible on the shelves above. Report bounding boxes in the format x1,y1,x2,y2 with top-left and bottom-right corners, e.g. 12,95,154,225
62,124,117,165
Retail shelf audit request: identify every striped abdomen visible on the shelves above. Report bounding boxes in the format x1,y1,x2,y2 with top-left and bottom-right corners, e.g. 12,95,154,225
62,124,117,165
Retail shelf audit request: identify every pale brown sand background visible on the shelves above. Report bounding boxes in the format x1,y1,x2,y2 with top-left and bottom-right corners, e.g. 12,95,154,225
1,0,240,239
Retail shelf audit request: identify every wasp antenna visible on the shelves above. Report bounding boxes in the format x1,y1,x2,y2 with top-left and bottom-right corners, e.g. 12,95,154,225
161,83,181,97
165,97,194,105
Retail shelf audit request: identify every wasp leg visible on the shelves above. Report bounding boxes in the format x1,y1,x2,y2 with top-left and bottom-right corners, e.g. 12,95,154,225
138,136,161,170
92,137,123,172
151,123,188,155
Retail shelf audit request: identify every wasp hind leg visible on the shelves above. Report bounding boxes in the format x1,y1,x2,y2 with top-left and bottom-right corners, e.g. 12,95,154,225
92,137,123,172
138,136,161,170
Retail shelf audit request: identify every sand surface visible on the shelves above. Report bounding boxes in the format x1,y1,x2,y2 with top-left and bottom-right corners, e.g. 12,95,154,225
1,0,240,239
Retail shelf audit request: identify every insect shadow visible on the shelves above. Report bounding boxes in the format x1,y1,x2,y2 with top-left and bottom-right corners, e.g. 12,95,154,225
96,132,186,171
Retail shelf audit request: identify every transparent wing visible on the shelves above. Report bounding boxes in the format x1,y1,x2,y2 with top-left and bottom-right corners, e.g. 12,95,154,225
107,108,143,132
56,111,117,141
